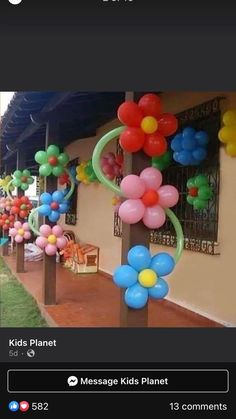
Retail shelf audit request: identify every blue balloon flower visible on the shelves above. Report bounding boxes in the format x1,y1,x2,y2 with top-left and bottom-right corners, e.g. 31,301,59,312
38,190,70,222
171,127,209,166
113,246,175,309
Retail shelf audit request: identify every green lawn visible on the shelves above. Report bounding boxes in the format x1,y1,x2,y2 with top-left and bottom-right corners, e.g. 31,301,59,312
0,257,48,327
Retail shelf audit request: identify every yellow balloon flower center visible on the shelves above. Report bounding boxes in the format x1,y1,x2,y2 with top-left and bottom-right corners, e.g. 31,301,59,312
138,269,157,288
18,228,25,236
141,116,158,134
48,234,57,245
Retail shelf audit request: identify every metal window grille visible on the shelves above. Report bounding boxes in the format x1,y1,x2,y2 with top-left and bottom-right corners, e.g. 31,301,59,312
114,97,222,255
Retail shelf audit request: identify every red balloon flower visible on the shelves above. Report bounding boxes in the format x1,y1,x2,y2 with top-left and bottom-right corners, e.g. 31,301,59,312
59,172,70,186
0,214,15,231
10,196,33,219
118,93,178,157
101,152,123,181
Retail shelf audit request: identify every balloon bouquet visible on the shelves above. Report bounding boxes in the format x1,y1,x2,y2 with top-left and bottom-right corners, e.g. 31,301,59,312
92,93,184,309
24,145,75,256
0,172,34,245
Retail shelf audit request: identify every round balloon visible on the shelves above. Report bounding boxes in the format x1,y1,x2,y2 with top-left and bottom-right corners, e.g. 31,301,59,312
119,128,145,153
124,283,149,309
158,113,178,136
138,269,157,288
118,101,143,127
120,175,146,199
47,145,60,157
148,278,169,299
113,265,138,288
142,204,166,229
127,245,152,272
150,253,175,276
140,167,162,190
118,200,145,224
158,185,179,208
143,132,167,157
138,94,161,118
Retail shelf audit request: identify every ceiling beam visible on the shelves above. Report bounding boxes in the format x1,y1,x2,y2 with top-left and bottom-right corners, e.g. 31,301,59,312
1,92,73,162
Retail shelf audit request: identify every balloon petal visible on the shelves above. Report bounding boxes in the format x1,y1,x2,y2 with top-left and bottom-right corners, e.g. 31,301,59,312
148,278,169,299
127,245,152,272
118,200,145,224
113,265,138,288
150,253,175,276
124,283,149,309
140,167,162,190
52,225,64,237
142,205,166,229
45,244,57,256
120,175,146,199
158,185,179,208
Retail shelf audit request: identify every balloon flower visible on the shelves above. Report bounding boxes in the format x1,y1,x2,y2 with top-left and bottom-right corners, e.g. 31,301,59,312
10,196,33,219
9,221,31,243
0,197,13,212
118,93,178,157
35,224,67,256
101,152,123,180
112,195,122,212
0,175,14,192
118,167,179,229
152,150,172,171
186,174,213,210
35,145,69,177
218,110,236,157
59,172,70,186
38,191,70,222
12,169,34,191
76,160,98,184
171,127,209,166
0,214,15,231
114,245,175,309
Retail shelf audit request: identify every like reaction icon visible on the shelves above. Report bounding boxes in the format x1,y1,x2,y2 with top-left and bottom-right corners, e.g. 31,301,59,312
8,401,19,412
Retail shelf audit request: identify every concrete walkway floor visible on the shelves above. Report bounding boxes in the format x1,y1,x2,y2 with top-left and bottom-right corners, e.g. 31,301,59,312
2,255,222,328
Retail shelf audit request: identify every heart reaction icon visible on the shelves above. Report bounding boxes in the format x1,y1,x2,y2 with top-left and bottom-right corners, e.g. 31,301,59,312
19,401,30,412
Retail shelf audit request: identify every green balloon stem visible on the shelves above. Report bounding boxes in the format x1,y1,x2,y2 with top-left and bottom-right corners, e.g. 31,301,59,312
165,208,184,263
6,179,14,201
92,126,125,196
64,168,75,201
28,208,40,236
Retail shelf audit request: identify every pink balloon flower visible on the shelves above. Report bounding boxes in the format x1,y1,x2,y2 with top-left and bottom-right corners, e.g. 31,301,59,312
35,224,67,256
119,167,179,229
9,221,32,243
0,197,13,212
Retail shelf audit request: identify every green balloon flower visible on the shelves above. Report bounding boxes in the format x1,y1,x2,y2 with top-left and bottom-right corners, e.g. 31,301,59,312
186,174,213,210
84,159,98,183
34,145,69,177
152,150,172,171
12,169,34,191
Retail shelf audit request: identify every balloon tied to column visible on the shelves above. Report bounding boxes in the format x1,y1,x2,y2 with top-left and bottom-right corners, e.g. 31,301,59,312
92,93,184,309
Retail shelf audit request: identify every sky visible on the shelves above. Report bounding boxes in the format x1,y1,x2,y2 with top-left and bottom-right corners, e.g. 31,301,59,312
0,91,15,116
